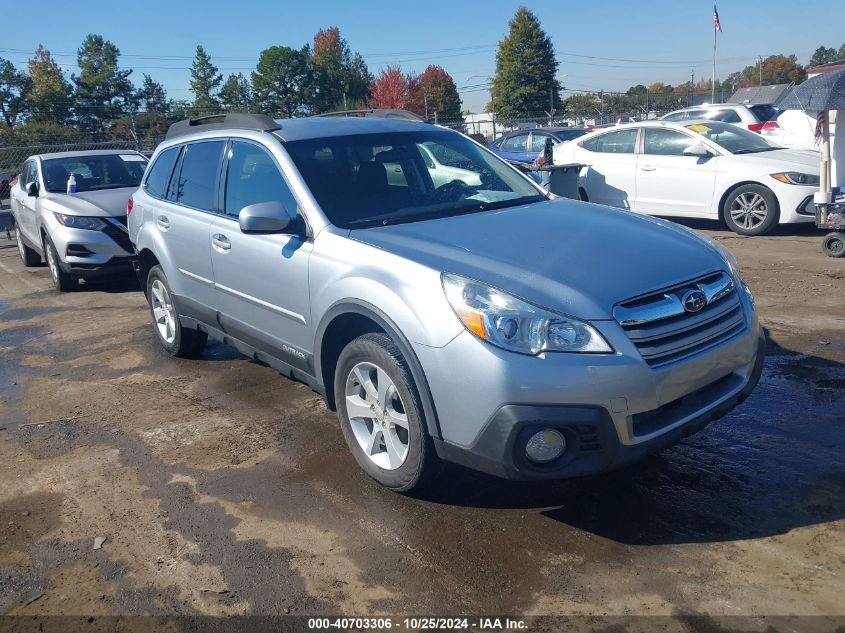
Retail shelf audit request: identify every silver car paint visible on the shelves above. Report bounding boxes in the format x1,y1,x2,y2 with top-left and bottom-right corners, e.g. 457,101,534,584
130,121,761,460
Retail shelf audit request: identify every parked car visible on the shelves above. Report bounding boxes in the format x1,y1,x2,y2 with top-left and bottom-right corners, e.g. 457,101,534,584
661,104,779,132
553,119,819,235
10,150,147,290
129,112,763,492
488,127,587,164
761,109,837,151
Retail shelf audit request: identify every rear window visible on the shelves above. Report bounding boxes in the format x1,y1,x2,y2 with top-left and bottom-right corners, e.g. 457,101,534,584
663,110,705,121
169,141,225,210
580,128,638,153
749,105,779,122
144,146,180,199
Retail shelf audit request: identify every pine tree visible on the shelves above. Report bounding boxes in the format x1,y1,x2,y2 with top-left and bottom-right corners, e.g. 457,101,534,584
73,34,135,133
138,74,168,114
219,73,252,111
190,45,222,114
491,7,560,119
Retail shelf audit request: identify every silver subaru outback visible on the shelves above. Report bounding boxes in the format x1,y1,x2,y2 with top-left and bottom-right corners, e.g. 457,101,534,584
128,112,764,492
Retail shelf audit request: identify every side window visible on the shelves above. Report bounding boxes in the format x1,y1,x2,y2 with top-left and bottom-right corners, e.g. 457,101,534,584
500,134,528,152
224,141,299,220
643,128,696,156
707,109,741,123
171,141,225,211
530,133,552,153
144,146,180,199
580,128,639,154
25,161,39,186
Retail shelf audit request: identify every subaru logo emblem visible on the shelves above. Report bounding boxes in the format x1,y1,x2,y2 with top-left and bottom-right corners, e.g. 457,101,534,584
681,288,707,313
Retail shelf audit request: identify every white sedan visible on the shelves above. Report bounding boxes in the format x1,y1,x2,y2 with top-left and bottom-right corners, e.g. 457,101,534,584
553,119,820,235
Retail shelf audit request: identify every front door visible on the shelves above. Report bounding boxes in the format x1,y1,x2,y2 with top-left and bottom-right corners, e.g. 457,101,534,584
210,140,313,370
634,128,718,216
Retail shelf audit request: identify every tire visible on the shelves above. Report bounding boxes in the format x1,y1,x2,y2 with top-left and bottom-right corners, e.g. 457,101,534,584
43,235,75,292
146,265,207,357
722,184,779,236
16,231,41,267
822,232,845,258
334,332,439,492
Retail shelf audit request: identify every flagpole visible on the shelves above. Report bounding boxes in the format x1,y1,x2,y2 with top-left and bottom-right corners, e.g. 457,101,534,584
712,4,717,103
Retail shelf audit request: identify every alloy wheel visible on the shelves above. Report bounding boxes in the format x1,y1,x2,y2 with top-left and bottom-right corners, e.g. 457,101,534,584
344,361,409,470
730,192,768,230
150,279,177,344
45,241,59,283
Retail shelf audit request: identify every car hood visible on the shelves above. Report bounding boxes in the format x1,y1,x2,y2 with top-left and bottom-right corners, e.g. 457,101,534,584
40,188,134,217
349,200,727,320
734,148,820,173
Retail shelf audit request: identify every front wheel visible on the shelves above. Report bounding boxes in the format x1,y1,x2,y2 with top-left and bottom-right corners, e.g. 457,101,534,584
334,333,439,492
43,235,75,292
722,185,779,236
822,232,845,258
146,265,207,357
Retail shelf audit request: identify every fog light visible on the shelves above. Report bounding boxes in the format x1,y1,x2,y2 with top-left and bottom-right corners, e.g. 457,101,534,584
525,429,567,464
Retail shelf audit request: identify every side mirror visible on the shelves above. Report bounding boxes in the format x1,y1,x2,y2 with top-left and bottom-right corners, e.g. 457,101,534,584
26,181,38,197
238,201,292,234
682,143,710,157
543,138,554,167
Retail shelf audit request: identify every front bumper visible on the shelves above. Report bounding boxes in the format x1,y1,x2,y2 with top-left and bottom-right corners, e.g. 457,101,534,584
418,291,764,481
49,220,134,279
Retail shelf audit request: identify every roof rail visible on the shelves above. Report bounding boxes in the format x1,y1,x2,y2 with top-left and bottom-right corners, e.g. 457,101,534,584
315,109,425,122
166,113,281,139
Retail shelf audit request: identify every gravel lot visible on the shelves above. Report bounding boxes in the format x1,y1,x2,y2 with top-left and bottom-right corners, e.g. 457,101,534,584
0,221,843,626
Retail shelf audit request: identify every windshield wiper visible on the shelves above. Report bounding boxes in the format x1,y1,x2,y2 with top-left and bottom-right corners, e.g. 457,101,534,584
347,195,544,228
732,147,778,154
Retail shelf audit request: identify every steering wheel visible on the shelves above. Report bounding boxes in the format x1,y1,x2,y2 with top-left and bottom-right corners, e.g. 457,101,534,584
433,179,477,202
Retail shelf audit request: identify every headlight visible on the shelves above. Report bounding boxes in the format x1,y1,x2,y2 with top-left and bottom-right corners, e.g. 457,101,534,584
53,212,107,231
441,273,613,355
770,172,820,186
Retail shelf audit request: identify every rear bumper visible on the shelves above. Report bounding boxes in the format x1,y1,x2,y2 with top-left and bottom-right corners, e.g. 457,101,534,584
432,330,765,481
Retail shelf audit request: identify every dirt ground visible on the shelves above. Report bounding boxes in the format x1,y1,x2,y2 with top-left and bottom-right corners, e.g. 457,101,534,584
0,220,843,629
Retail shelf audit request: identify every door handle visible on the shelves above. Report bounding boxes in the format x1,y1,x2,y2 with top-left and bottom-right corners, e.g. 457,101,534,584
156,215,170,230
212,233,231,253
640,166,656,172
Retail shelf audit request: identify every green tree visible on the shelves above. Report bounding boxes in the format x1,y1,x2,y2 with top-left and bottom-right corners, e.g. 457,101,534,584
407,65,462,122
219,73,252,111
563,94,598,125
810,46,838,67
251,45,312,118
491,7,560,119
311,27,371,112
73,34,135,133
0,57,29,126
26,45,73,124
190,45,222,113
137,74,168,114
839,43,845,59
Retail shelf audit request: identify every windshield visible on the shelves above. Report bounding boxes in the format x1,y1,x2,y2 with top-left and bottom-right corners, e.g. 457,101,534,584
284,130,544,228
684,122,779,154
42,153,147,193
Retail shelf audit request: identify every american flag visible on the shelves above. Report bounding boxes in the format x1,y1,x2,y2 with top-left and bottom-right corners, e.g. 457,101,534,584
815,111,827,146
714,4,723,32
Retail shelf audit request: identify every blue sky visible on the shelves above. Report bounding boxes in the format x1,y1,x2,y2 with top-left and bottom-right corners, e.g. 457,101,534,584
2,0,843,112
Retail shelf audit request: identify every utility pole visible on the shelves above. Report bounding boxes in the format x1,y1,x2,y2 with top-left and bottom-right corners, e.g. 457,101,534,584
424,93,429,120
689,70,695,107
758,56,764,86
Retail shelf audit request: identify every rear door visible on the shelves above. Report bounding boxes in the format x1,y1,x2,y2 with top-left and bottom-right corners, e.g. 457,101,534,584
154,140,224,312
209,139,313,369
578,128,639,208
495,133,531,163
635,127,718,216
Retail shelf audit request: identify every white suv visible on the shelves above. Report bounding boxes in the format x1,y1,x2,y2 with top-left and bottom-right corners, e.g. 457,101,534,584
661,104,778,132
